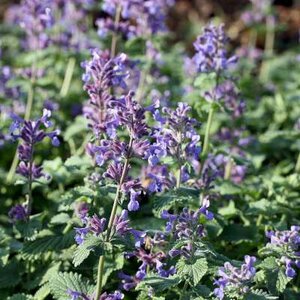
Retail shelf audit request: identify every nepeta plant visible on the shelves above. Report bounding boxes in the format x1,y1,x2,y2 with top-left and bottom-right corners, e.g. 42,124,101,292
9,109,60,218
193,23,237,158
1,1,299,300
214,256,257,299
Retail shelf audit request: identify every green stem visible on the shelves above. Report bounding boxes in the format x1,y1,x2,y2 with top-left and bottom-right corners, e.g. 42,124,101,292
249,28,257,50
60,57,76,98
202,104,215,157
265,16,275,57
295,153,300,173
6,81,34,183
110,5,122,58
136,67,148,103
179,281,188,300
26,143,34,216
202,72,219,158
94,137,133,299
224,157,233,180
95,255,105,299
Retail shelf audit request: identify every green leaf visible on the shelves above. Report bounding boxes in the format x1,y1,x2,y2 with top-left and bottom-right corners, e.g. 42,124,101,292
245,290,278,300
153,187,199,214
22,231,74,260
7,294,34,300
215,181,242,195
34,284,51,300
101,253,125,286
0,260,22,288
264,266,292,295
176,258,208,286
220,224,258,243
50,213,70,225
276,269,291,293
64,155,91,170
136,275,181,292
73,236,103,267
15,215,42,239
64,116,88,141
49,272,92,300
259,257,278,270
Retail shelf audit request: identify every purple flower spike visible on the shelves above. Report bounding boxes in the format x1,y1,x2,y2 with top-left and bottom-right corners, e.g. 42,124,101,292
193,23,237,74
214,255,256,299
10,109,59,182
8,203,28,222
266,226,300,278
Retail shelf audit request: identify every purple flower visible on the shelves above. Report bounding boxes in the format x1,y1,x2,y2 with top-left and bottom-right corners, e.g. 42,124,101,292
97,0,173,39
8,203,28,222
10,109,60,181
214,255,256,299
147,102,201,183
193,23,237,74
142,164,175,193
205,81,245,118
74,202,89,219
82,49,129,137
241,0,272,26
67,289,89,300
66,289,123,300
17,0,54,50
266,226,300,278
74,214,106,245
128,190,140,211
162,201,213,257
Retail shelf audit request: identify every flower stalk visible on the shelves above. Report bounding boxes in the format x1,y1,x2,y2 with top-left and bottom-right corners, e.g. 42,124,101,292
95,137,133,299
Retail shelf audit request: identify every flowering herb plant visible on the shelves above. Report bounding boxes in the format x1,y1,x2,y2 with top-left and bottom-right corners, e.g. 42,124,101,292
0,1,300,300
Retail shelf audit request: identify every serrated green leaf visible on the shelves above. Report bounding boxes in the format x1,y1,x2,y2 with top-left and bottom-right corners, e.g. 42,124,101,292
259,257,278,270
50,213,70,224
22,231,74,260
34,284,51,300
73,236,103,267
176,258,208,286
265,266,292,295
245,290,278,300
153,187,199,213
7,294,34,300
64,155,91,170
0,260,22,288
101,254,125,286
276,269,291,293
136,275,181,292
49,272,92,300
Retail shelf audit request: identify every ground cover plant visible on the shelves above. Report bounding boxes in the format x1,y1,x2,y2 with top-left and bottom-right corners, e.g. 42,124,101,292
0,0,300,299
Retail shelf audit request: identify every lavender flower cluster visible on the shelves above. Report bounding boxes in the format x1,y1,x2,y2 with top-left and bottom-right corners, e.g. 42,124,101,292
214,255,257,299
146,102,201,189
10,109,60,180
74,204,142,246
97,0,174,39
266,226,300,278
8,109,60,220
5,0,93,50
82,49,129,137
120,234,176,290
193,24,237,74
242,0,272,26
162,197,213,257
67,289,124,300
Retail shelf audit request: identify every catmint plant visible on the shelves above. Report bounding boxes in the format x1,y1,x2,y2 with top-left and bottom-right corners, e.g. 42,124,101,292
193,23,237,158
9,109,60,218
214,255,256,299
147,101,201,188
265,226,300,278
